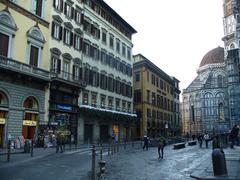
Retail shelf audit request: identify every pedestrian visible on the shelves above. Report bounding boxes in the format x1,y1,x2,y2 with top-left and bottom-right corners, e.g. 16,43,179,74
56,132,63,153
158,136,166,159
197,134,203,148
204,133,209,148
230,125,239,149
142,135,149,151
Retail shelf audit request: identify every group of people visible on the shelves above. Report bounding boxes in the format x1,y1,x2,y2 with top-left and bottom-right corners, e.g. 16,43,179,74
142,135,166,159
197,133,210,148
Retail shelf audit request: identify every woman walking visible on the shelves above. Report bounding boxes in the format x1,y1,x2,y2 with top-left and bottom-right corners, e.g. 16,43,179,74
158,136,166,159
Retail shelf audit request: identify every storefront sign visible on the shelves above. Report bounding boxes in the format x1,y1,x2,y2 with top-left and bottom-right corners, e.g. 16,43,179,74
0,118,5,124
56,104,72,111
23,120,37,126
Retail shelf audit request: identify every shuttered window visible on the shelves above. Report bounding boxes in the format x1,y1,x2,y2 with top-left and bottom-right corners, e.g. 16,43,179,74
29,45,39,67
0,33,9,57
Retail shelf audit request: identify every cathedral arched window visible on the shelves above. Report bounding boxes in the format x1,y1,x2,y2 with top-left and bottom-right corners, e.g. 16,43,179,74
204,93,214,116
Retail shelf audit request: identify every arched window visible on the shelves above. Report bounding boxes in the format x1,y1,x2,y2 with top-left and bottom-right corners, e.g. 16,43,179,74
23,96,38,110
218,103,224,121
0,11,17,57
27,27,45,68
204,93,214,116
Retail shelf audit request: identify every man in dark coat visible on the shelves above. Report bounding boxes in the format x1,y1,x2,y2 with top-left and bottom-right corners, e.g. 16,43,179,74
230,125,239,148
142,135,149,151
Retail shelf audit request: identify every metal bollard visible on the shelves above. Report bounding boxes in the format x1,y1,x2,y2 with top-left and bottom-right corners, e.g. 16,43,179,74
31,139,34,157
111,144,113,155
108,144,110,156
7,140,11,162
117,143,119,152
124,140,126,150
92,145,96,180
100,145,103,161
132,141,134,148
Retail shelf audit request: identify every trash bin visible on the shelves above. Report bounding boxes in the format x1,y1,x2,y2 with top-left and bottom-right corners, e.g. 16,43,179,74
24,140,31,153
212,148,227,176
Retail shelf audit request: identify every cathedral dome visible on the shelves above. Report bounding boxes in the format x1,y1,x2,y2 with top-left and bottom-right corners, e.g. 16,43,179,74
199,46,224,67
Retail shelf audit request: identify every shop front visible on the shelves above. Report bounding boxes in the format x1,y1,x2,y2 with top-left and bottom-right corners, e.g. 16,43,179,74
49,85,80,143
0,91,9,148
22,97,39,140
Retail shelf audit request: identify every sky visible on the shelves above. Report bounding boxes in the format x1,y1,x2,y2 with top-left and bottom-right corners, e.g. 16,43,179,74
104,0,224,93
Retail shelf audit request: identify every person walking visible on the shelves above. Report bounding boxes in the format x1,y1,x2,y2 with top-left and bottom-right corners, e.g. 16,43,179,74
197,134,203,148
56,132,63,153
204,133,209,148
158,136,166,159
230,125,239,149
142,135,149,151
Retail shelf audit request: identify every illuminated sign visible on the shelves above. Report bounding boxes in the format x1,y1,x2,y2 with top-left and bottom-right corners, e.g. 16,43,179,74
23,120,37,126
0,118,5,124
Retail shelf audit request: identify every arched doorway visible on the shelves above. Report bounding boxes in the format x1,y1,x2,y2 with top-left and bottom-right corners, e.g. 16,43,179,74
0,91,9,148
22,97,39,139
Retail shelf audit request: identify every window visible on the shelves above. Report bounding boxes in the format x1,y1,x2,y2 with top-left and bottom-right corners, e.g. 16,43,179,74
0,11,17,58
51,22,62,40
109,34,114,49
152,92,156,105
116,39,120,53
83,20,91,34
29,45,39,67
53,0,63,11
122,101,126,111
64,3,73,18
102,30,107,44
63,28,72,45
108,97,113,109
122,43,126,57
127,47,131,60
134,90,141,103
83,41,90,56
147,90,150,103
91,93,97,107
74,34,81,50
100,95,106,108
75,10,81,24
72,65,79,80
116,99,120,111
135,72,140,82
51,56,61,73
151,74,155,85
63,61,70,79
83,92,88,105
127,102,131,112
0,33,9,57
32,0,43,17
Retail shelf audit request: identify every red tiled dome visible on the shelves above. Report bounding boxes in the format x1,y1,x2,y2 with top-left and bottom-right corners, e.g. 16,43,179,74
199,47,224,67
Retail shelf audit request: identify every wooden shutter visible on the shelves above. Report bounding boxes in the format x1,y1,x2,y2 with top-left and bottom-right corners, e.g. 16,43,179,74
70,32,73,46
29,46,39,67
51,22,55,37
0,33,9,57
60,0,63,12
59,26,63,40
36,0,42,17
63,28,66,43
64,3,67,15
53,0,56,8
72,65,76,79
71,7,74,19
57,59,61,73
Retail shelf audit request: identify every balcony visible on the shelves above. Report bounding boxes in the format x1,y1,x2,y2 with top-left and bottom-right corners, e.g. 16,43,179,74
50,70,86,88
0,55,50,82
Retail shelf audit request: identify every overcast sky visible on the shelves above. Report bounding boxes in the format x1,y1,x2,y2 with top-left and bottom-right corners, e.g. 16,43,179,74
104,0,224,93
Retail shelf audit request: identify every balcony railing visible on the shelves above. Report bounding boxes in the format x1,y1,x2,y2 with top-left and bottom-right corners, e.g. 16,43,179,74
0,55,50,81
50,69,86,87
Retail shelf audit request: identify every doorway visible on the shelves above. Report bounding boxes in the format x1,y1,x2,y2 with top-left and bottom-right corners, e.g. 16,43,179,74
84,124,93,143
